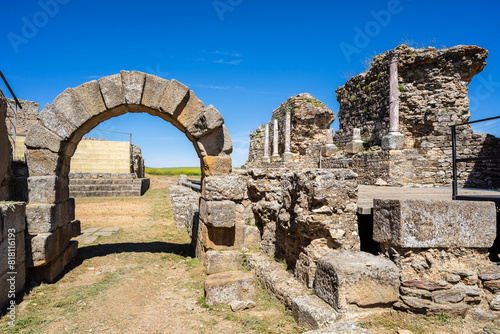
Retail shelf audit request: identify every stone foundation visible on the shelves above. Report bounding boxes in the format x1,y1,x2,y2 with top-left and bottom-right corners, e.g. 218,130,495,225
69,173,150,198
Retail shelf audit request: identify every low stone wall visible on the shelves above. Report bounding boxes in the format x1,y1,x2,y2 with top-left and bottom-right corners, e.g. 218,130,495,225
0,203,26,309
168,184,200,237
69,173,150,198
374,198,500,317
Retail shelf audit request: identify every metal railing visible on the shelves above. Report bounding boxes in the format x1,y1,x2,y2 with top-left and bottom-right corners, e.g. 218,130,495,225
451,115,500,201
0,70,23,160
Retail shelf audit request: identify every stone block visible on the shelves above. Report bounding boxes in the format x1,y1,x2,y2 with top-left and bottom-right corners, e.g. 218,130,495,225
235,225,261,249
373,199,497,248
291,295,338,330
26,202,70,233
230,300,255,312
25,122,64,153
50,88,92,128
177,90,223,138
28,176,69,204
200,199,237,228
0,231,26,279
98,73,125,109
27,219,80,267
202,155,232,176
381,132,404,150
204,270,256,305
158,79,190,117
72,80,107,118
25,149,66,177
314,251,400,312
202,174,247,201
201,222,235,249
302,322,371,334
121,71,145,105
38,104,78,141
197,125,233,156
27,240,78,282
345,140,364,154
0,202,26,236
206,250,244,275
141,74,170,110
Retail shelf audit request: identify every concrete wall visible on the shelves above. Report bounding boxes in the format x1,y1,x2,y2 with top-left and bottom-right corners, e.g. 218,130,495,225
70,140,131,174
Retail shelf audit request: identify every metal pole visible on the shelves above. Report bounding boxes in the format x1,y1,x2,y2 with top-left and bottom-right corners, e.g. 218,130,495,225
451,125,457,200
13,102,17,159
0,70,22,109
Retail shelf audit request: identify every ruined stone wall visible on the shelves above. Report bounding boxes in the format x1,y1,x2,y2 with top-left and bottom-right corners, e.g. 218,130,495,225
245,168,359,288
0,90,11,200
6,98,39,136
331,45,500,188
246,94,334,168
169,184,200,237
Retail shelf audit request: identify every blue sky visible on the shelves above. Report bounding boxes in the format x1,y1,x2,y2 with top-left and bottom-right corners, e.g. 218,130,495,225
1,0,499,167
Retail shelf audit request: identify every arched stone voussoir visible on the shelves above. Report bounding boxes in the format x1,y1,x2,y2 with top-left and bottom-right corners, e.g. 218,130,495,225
72,80,107,119
50,88,93,130
98,73,125,109
121,70,146,107
25,148,70,177
158,79,190,117
25,122,65,153
177,92,224,139
141,74,171,111
197,124,233,157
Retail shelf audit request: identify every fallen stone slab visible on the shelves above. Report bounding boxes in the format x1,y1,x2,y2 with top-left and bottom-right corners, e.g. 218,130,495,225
314,251,399,313
204,270,256,306
302,321,372,334
292,295,338,330
206,250,244,275
230,300,256,312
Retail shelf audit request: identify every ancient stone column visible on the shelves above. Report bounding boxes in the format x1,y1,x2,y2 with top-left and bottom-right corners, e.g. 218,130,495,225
345,128,364,154
326,128,334,145
272,118,279,158
382,54,404,150
321,128,337,158
283,110,293,161
263,124,270,162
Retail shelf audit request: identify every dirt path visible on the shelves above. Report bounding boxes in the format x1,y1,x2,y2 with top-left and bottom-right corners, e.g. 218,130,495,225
0,175,300,334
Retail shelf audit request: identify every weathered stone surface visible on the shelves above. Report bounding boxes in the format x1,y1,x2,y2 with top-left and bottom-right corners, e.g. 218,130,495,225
230,300,256,312
479,266,500,281
121,71,145,105
0,202,26,234
38,104,78,141
0,90,10,201
50,88,92,129
197,125,233,156
98,73,125,109
200,199,237,228
291,295,338,330
201,222,235,250
202,174,247,201
484,280,500,293
314,251,400,312
401,280,450,291
433,289,466,304
25,123,64,153
27,240,77,282
302,321,372,334
72,80,107,118
177,90,223,138
158,79,190,117
235,225,261,249
26,202,69,233
202,156,232,176
373,199,497,248
168,184,200,235
28,176,69,203
247,253,309,308
400,287,433,299
27,219,81,267
204,270,256,305
141,74,170,110
491,294,500,311
25,149,67,177
206,250,244,275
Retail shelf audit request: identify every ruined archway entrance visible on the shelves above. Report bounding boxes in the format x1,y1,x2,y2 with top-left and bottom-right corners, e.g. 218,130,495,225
24,71,233,280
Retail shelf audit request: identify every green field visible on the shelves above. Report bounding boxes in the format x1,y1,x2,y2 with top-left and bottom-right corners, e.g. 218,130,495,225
145,167,202,177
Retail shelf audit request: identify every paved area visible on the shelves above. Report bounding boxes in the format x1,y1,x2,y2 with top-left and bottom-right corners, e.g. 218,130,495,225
358,185,500,214
75,227,120,244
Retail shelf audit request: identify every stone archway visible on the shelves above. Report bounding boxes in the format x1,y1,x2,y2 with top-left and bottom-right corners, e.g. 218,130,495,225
24,71,233,280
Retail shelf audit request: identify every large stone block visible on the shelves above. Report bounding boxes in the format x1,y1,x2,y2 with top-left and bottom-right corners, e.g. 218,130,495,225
25,123,64,153
72,80,107,118
98,73,125,109
203,156,232,176
235,225,261,249
373,199,497,248
141,74,170,110
50,88,92,128
26,201,69,233
27,240,78,282
202,174,247,201
302,322,371,334
314,251,400,312
0,202,26,236
28,176,69,204
292,295,338,330
158,79,190,117
121,71,145,105
197,125,233,156
26,219,80,267
25,149,67,177
200,198,237,228
204,270,256,305
201,222,235,249
38,103,78,141
206,250,244,275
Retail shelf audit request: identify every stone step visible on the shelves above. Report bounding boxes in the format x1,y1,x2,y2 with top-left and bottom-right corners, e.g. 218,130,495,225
69,190,141,198
69,184,136,192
